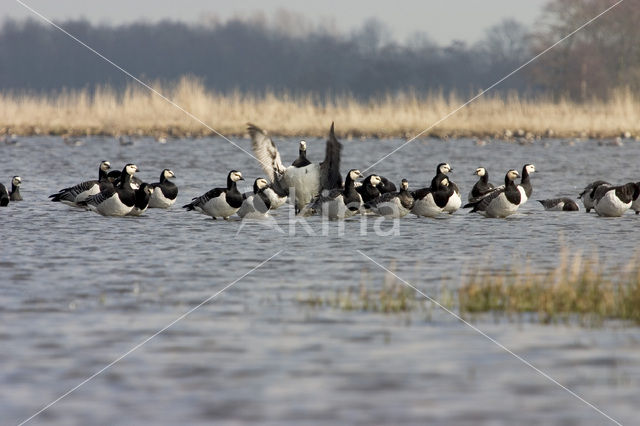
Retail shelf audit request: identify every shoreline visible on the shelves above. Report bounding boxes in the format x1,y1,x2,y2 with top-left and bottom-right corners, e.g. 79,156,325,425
2,78,639,142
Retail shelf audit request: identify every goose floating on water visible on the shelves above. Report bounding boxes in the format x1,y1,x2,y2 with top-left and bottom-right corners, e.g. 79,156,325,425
411,174,454,218
149,169,178,208
578,180,610,213
467,167,494,203
49,160,112,206
367,179,415,218
79,164,139,216
593,182,640,217
0,183,9,206
128,183,154,216
183,170,244,220
431,163,461,214
238,178,273,219
465,169,524,218
9,176,22,201
537,197,579,211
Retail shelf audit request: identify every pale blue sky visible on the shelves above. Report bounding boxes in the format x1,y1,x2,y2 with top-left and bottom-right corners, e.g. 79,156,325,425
5,0,548,45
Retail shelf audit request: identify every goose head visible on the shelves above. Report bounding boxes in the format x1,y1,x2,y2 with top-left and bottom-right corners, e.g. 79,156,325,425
348,169,364,181
229,170,244,182
523,164,536,175
437,163,452,174
474,167,486,177
100,160,111,172
299,140,307,152
369,175,382,187
253,177,269,193
400,179,409,190
162,169,176,180
506,169,520,182
12,176,21,187
124,164,139,176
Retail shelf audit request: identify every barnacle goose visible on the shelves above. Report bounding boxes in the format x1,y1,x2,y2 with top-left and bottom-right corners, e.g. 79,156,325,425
578,180,610,213
249,122,342,213
183,170,244,219
79,164,139,216
411,174,454,218
537,198,579,211
467,167,494,203
356,175,383,204
238,178,272,219
0,183,9,206
149,169,178,208
367,179,415,218
518,164,536,203
49,160,112,206
9,176,22,201
300,169,363,219
593,182,640,217
128,183,154,216
465,169,524,218
431,163,461,214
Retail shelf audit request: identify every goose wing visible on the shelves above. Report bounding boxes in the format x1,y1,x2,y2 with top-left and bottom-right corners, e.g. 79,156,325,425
466,187,505,212
81,186,116,207
49,179,99,201
319,122,343,191
248,123,286,181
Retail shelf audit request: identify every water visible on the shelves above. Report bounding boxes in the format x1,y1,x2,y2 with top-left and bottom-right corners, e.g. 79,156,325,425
1,136,639,425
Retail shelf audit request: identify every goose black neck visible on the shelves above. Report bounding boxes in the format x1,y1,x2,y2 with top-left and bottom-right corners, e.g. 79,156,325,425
159,171,167,183
521,166,530,184
11,183,20,194
480,173,489,184
119,169,132,190
431,172,445,190
99,167,108,182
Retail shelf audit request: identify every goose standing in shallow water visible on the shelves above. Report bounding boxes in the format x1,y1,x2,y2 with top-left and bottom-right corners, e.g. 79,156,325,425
149,169,178,208
578,180,610,212
128,183,154,216
9,176,22,201
431,163,460,214
367,179,415,218
593,182,640,217
467,167,494,203
465,169,524,218
79,164,139,216
0,183,9,206
183,170,244,219
49,160,112,206
249,122,342,213
300,169,363,219
411,174,454,218
238,178,272,219
537,198,579,211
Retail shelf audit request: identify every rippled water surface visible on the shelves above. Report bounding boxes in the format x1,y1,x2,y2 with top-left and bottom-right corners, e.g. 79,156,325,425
1,136,640,425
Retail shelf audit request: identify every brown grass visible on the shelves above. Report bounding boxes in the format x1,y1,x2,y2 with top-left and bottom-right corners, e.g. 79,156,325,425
1,76,640,139
459,250,640,325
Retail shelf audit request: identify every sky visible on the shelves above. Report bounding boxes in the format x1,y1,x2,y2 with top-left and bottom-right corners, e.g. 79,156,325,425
4,0,548,45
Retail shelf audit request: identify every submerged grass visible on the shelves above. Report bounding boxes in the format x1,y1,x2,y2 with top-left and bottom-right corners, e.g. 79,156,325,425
459,251,640,325
299,251,640,326
2,76,640,139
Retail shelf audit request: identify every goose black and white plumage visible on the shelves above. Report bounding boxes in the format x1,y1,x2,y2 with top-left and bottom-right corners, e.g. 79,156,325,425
249,122,342,213
411,174,455,218
183,170,244,219
49,160,112,206
465,169,524,218
238,178,272,219
9,176,22,201
537,198,579,211
578,180,610,213
593,182,640,217
148,169,178,208
467,167,494,203
0,183,9,206
431,163,461,214
300,169,363,219
79,164,139,216
356,175,383,204
367,179,415,218
518,164,536,203
128,183,154,216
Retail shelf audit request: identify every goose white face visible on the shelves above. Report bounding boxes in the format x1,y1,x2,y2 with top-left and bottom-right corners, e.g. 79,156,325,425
525,164,536,174
349,169,363,180
256,178,268,189
439,163,452,174
475,167,486,176
299,140,307,151
230,171,244,182
12,176,21,186
100,161,111,171
507,170,520,181
164,169,175,179
125,164,139,175
401,180,409,190
441,177,450,187
370,175,382,187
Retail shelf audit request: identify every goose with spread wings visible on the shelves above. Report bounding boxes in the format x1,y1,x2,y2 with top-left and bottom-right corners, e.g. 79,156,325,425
249,122,342,213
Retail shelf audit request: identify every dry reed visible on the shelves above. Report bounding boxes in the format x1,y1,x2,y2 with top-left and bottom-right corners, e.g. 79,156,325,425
1,76,640,140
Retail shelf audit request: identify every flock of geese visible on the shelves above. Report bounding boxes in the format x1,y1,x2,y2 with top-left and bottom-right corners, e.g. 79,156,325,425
2,122,640,219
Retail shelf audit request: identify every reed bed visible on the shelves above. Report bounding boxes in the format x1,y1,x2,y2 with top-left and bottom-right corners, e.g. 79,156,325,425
2,76,640,140
459,251,640,325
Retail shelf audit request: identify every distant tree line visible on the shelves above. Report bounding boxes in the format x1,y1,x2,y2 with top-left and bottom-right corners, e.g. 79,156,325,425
0,0,635,100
